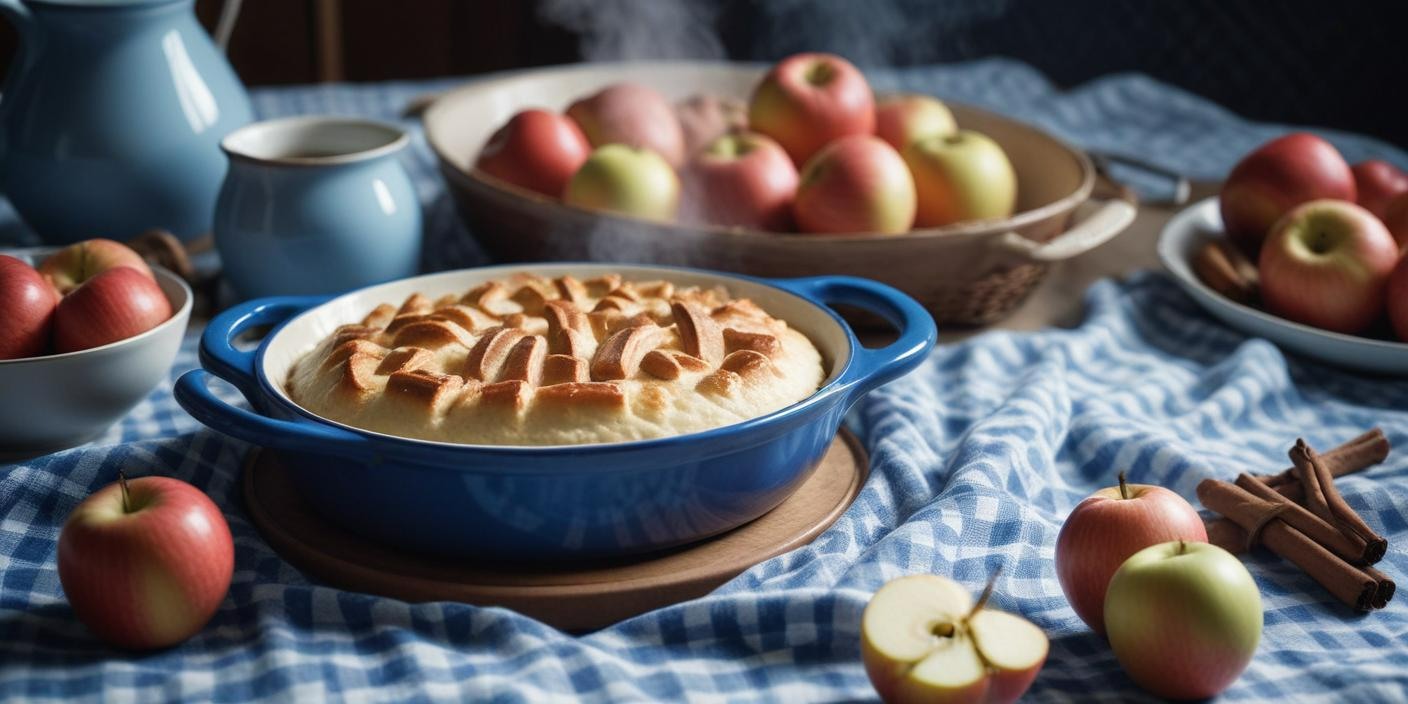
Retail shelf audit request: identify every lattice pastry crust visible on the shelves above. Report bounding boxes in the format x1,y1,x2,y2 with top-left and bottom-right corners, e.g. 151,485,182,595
285,273,826,446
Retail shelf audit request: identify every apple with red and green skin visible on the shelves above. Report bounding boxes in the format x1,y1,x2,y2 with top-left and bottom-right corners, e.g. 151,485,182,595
875,94,957,152
749,52,875,166
38,238,154,295
54,266,173,353
58,474,234,650
862,573,1047,704
1054,473,1207,636
793,135,915,234
1219,133,1356,257
0,255,59,359
566,83,687,167
1351,160,1408,220
1387,254,1408,342
903,130,1017,228
1380,191,1408,251
563,144,680,222
1105,540,1262,700
675,94,748,157
476,109,591,198
682,131,798,231
1258,199,1400,334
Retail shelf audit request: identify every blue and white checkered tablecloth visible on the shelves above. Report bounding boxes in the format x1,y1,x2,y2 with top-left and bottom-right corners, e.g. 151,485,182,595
3,60,1407,702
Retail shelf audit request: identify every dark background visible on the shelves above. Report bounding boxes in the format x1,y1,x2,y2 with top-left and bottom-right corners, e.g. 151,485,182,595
2,0,1403,146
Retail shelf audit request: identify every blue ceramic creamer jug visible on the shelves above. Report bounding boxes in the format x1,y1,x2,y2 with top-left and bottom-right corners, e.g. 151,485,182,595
0,0,253,244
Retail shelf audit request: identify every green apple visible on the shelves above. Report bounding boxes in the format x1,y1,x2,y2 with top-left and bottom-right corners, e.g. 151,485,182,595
1105,541,1262,699
563,144,680,222
862,574,1047,704
903,130,1017,228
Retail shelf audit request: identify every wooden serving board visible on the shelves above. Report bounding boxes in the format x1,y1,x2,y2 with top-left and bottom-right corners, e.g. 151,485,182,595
242,430,868,631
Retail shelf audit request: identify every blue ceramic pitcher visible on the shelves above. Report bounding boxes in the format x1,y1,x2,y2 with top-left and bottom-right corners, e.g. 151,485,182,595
0,0,253,244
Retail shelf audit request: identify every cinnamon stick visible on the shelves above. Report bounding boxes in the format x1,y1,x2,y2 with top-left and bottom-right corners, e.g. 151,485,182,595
1365,567,1397,610
1207,430,1389,552
1233,473,1371,564
1290,440,1388,564
1197,479,1381,611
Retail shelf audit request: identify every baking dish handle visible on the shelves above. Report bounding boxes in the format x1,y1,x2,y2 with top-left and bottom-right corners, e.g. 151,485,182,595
996,197,1137,263
773,276,937,406
174,369,371,458
199,296,328,399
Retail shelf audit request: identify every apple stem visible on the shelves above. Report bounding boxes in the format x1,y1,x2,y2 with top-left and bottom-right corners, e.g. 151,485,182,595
1178,539,1187,555
966,565,1004,621
118,470,131,514
1118,471,1130,500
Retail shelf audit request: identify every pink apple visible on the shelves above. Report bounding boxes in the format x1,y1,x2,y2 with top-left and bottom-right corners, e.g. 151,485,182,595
1259,199,1400,334
1351,160,1408,220
1220,133,1356,257
682,131,799,231
58,474,234,650
53,266,173,353
1388,254,1408,342
874,93,957,152
566,83,687,167
1055,473,1207,635
476,109,591,198
748,52,876,166
38,238,154,295
0,255,59,359
1381,191,1408,252
792,135,915,235
675,94,748,157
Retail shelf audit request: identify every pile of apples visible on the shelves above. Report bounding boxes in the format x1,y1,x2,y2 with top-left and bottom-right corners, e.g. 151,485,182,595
1218,133,1408,341
0,239,172,360
475,52,1017,235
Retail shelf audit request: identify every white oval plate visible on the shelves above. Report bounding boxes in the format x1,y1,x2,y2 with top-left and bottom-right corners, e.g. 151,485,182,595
1157,197,1408,376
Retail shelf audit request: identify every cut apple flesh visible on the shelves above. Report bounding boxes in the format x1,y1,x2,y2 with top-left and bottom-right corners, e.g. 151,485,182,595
862,575,974,663
908,633,987,686
968,609,1049,669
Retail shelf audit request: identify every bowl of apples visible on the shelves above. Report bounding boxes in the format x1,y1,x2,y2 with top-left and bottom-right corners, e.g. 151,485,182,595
1158,133,1408,375
424,56,1137,326
0,240,192,456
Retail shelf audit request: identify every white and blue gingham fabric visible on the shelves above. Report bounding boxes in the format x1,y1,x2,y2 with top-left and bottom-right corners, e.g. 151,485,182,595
2,60,1407,702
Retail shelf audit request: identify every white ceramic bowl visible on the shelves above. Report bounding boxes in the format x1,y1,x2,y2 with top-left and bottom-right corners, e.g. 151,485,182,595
0,248,193,457
1158,197,1408,375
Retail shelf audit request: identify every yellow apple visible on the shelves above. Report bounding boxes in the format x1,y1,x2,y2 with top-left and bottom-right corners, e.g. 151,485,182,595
862,574,1047,704
563,144,680,222
903,130,1017,228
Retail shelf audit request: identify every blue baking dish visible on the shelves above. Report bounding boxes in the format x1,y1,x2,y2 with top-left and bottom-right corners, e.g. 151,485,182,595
174,263,935,559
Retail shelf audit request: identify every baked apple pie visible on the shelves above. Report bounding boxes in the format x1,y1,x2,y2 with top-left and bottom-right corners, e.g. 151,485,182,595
286,273,825,445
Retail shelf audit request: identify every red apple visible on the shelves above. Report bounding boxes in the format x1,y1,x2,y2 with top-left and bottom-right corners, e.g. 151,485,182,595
1381,191,1408,252
1219,133,1356,257
675,94,749,157
682,131,799,231
566,83,687,167
1351,160,1408,220
53,266,173,353
1259,199,1400,334
58,473,234,650
0,255,59,359
874,93,956,152
1388,254,1408,342
748,52,876,166
793,135,915,235
1054,473,1207,635
38,238,154,295
475,109,591,198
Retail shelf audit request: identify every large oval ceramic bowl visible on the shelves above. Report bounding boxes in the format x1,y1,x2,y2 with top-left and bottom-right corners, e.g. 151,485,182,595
0,248,193,459
173,263,935,559
423,61,1136,325
1159,197,1408,375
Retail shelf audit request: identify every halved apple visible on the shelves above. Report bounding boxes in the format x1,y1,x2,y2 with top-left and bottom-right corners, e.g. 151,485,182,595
862,574,1048,704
